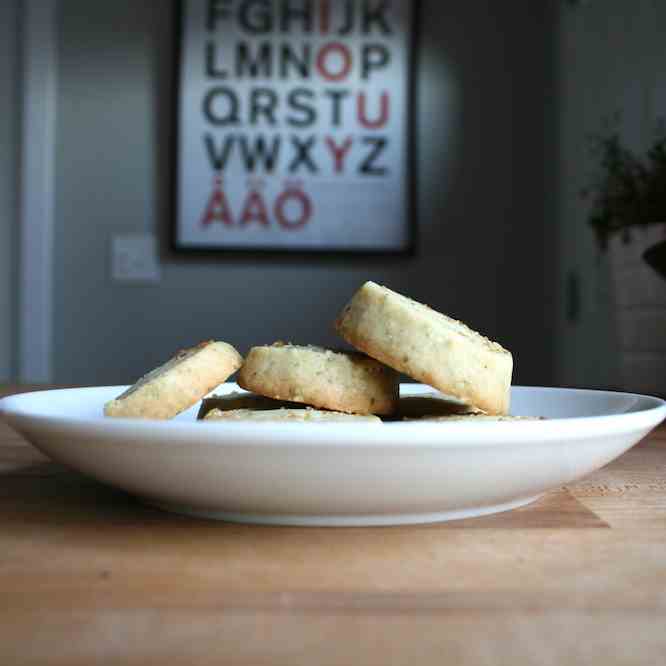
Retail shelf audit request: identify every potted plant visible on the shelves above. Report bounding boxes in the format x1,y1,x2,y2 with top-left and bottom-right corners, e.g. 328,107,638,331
582,119,666,275
582,118,666,396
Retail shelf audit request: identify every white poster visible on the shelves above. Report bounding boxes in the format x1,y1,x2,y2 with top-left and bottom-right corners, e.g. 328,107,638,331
175,0,414,252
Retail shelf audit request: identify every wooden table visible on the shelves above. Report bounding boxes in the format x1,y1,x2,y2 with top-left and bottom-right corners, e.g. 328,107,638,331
2,386,666,665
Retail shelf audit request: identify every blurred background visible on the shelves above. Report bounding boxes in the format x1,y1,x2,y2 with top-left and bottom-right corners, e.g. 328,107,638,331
1,0,664,395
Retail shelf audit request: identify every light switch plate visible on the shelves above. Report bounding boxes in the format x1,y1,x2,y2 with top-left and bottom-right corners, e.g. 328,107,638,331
111,233,161,283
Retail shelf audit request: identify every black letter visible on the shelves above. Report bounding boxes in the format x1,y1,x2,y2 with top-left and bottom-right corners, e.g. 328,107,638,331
202,87,240,125
280,43,311,79
205,42,228,78
250,88,278,125
238,135,281,172
204,133,235,170
287,89,316,127
281,0,313,32
236,42,272,78
239,0,273,33
362,0,392,35
360,137,388,175
289,135,318,173
361,44,390,80
207,0,231,31
323,90,350,126
337,0,354,35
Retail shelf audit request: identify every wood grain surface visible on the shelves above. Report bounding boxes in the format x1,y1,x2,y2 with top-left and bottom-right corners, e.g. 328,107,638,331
1,386,665,665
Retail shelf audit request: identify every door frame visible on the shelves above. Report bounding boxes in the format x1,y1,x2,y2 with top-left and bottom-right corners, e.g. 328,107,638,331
0,0,20,381
18,0,58,383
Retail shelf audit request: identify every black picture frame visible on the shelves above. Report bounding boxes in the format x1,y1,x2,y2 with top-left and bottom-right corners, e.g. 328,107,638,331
170,0,419,257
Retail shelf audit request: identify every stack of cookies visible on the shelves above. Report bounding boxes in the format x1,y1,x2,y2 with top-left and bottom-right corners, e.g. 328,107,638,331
104,282,516,422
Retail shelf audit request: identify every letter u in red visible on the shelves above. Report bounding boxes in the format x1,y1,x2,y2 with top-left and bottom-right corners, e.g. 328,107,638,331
357,92,389,129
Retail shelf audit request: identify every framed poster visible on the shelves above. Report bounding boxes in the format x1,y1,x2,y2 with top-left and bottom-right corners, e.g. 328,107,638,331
173,0,416,254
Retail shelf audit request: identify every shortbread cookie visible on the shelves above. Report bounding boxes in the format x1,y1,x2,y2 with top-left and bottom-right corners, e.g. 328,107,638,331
237,343,398,415
335,282,513,415
105,341,242,420
407,414,544,422
197,392,302,420
204,407,382,423
394,392,482,421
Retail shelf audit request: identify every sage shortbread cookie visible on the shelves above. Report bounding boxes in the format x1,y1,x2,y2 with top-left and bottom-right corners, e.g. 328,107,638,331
393,392,482,421
204,407,382,423
406,414,543,422
104,340,242,420
335,282,513,415
197,392,303,420
237,343,399,415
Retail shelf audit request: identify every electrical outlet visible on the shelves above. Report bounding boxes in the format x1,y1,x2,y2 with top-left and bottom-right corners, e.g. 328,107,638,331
111,233,161,283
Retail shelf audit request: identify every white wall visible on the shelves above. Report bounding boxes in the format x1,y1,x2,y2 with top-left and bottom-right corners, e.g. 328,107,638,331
0,0,20,381
556,0,666,389
52,0,557,386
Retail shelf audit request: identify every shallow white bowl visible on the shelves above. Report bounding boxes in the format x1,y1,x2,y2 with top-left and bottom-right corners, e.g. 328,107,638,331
1,384,664,526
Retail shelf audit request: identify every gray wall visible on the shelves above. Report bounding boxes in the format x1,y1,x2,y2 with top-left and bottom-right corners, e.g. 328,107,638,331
54,0,557,386
0,0,20,382
555,0,666,389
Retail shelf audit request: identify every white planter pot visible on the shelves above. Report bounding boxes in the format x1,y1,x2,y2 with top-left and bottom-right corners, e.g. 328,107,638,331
608,223,666,397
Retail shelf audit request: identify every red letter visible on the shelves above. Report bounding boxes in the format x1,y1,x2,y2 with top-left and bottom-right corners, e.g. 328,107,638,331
325,136,353,173
201,177,233,226
357,91,389,129
275,185,312,230
316,42,352,82
239,190,269,226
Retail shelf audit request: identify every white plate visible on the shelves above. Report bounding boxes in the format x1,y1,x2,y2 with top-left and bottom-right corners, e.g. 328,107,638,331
1,384,664,526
